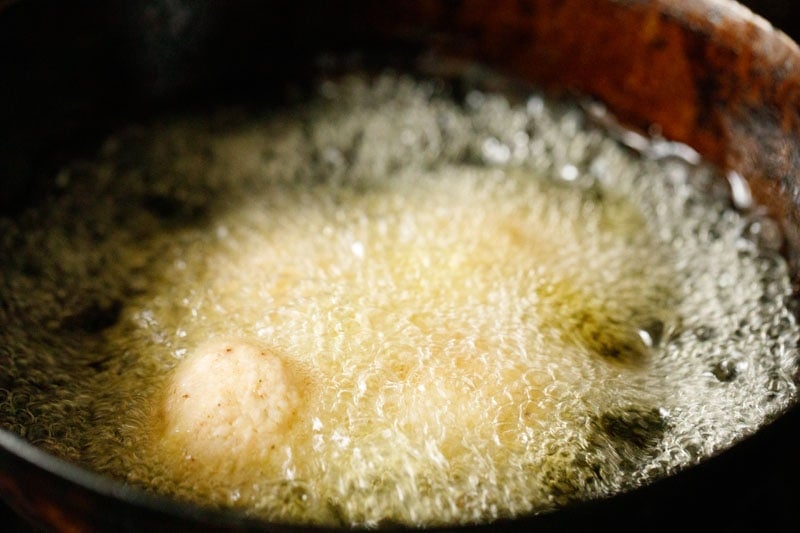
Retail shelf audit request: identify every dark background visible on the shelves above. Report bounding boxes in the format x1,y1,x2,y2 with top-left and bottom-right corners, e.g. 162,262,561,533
1,1,799,531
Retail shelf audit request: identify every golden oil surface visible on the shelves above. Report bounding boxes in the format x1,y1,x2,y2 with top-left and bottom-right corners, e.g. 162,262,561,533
0,72,797,527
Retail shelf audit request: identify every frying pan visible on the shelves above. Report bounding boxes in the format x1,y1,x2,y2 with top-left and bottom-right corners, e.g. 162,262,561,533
2,0,800,531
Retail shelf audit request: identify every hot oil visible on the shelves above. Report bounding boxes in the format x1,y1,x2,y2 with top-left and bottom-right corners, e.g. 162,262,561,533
0,71,797,527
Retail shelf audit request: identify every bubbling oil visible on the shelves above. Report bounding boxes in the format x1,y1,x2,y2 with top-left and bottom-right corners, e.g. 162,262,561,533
0,71,798,528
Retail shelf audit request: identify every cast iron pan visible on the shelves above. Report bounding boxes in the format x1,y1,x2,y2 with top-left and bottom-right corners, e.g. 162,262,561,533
2,0,800,531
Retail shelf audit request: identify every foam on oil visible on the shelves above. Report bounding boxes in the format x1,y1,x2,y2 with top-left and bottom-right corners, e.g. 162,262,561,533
0,72,798,527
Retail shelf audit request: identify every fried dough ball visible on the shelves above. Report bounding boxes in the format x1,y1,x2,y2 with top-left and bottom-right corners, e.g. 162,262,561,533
161,339,299,465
